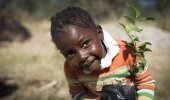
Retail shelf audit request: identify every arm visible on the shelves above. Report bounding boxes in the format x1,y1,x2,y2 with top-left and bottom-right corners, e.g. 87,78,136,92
128,52,155,100
118,40,155,100
133,65,155,100
64,62,96,100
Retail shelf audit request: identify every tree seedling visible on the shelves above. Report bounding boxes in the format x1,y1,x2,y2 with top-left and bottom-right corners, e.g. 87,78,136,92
120,4,154,72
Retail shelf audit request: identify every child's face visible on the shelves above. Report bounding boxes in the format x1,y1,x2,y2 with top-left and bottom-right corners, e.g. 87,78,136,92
53,25,106,72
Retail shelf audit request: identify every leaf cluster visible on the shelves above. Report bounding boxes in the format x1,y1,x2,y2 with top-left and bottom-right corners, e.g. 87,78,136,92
120,4,154,69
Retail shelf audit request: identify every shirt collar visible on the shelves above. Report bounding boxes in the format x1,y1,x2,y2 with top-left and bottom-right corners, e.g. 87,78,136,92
100,30,120,68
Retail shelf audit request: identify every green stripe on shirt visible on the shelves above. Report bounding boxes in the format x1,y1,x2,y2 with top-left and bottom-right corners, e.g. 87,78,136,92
138,92,154,99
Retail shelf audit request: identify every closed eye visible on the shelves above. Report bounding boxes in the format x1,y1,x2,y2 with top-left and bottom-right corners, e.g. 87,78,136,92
65,51,75,60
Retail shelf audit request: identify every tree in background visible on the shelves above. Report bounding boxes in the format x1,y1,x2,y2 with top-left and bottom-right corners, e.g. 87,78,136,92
0,0,32,46
0,0,169,46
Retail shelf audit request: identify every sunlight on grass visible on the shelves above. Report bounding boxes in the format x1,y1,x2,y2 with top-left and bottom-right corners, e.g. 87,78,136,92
0,42,71,99
146,48,170,100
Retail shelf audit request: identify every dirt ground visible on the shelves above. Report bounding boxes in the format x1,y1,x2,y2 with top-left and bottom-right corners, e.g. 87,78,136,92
0,21,170,100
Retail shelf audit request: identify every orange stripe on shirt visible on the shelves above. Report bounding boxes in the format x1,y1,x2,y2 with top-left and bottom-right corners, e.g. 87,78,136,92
137,84,155,90
135,69,151,81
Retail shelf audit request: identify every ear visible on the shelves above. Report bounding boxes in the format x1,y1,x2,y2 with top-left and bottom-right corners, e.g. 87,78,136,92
96,25,104,41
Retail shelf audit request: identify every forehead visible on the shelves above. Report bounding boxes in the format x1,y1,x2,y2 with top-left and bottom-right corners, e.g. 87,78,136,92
63,25,96,36
54,25,98,49
63,25,88,41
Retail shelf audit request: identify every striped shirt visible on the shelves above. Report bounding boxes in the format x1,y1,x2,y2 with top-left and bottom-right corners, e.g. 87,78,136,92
64,40,155,100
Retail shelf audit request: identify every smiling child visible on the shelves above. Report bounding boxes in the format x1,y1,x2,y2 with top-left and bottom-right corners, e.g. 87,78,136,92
50,7,155,100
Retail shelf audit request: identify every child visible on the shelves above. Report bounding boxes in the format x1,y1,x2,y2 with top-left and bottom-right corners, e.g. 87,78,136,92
50,7,155,100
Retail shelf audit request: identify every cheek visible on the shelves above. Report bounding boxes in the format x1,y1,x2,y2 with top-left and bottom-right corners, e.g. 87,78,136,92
91,42,104,58
67,59,79,68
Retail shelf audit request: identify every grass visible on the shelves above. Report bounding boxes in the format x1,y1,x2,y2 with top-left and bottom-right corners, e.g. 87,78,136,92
0,20,170,100
146,48,170,100
0,41,71,100
0,20,71,100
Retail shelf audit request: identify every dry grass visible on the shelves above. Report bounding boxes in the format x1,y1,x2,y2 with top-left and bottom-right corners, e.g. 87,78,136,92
0,20,170,100
146,48,170,100
0,20,71,100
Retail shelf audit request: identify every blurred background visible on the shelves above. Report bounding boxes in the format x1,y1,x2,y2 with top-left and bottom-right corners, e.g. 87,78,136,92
0,0,170,100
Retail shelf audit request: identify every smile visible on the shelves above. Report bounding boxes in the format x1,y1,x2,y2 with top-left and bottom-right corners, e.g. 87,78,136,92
82,59,95,70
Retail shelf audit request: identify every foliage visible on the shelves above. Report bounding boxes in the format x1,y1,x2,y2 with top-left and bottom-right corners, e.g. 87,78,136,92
120,4,154,70
0,0,126,20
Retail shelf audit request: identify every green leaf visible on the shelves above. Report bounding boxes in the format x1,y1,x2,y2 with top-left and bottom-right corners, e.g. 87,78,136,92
143,47,152,52
131,35,139,41
138,58,146,64
138,42,147,49
127,42,134,46
127,4,141,18
127,42,136,51
137,58,146,69
138,50,145,53
134,63,143,71
131,26,143,33
123,16,135,25
134,36,139,41
138,58,147,68
140,17,155,21
139,42,152,50
119,23,131,35
125,26,131,34
119,23,126,30
139,63,145,69
145,42,152,45
138,47,152,53
134,52,142,57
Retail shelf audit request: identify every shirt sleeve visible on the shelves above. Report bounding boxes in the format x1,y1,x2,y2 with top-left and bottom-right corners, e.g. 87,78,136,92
64,62,96,100
133,64,155,100
127,49,155,100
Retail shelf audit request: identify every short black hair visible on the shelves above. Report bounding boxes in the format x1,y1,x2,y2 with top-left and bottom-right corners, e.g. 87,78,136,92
50,7,96,41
